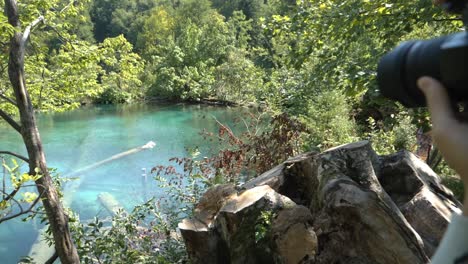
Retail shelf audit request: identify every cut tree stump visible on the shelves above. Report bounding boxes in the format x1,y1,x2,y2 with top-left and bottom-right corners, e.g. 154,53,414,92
179,141,460,264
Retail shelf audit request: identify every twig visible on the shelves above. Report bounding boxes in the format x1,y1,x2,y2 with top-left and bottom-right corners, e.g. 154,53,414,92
2,188,20,203
0,151,29,162
254,112,266,137
59,0,76,13
0,63,7,76
0,192,42,223
0,109,21,133
241,117,251,136
433,17,462,22
210,115,242,144
47,25,74,47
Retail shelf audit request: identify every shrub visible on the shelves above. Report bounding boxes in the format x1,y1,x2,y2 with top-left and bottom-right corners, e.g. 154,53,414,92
300,89,359,151
366,113,417,155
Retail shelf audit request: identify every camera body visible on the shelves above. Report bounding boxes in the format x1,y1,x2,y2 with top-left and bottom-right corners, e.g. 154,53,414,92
377,1,468,107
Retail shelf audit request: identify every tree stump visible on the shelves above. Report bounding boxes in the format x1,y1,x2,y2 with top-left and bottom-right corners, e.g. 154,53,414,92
179,141,461,264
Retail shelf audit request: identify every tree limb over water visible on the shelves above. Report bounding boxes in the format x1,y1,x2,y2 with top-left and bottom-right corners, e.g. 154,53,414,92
0,189,43,224
0,151,29,162
0,93,17,107
0,109,20,133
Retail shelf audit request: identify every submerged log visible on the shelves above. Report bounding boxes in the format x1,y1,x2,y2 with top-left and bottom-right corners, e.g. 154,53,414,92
29,141,155,263
65,141,156,177
179,141,460,264
98,192,125,216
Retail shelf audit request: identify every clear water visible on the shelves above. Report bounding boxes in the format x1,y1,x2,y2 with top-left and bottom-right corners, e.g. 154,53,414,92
0,104,244,263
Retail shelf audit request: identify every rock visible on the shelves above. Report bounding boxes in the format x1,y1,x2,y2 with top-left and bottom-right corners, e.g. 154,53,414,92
179,141,461,264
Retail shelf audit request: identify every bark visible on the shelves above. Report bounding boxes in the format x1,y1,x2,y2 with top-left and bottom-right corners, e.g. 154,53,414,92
180,141,461,264
3,0,80,263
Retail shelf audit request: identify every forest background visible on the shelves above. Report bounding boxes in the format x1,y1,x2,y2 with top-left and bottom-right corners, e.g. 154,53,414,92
0,0,465,263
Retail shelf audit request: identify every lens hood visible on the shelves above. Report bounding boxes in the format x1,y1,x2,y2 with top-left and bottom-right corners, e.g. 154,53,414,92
377,41,419,107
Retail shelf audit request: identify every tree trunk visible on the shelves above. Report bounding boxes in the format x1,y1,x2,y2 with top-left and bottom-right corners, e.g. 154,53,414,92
3,1,80,263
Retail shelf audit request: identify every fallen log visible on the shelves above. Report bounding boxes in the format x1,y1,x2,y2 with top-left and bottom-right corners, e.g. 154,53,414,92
65,141,156,177
98,192,125,216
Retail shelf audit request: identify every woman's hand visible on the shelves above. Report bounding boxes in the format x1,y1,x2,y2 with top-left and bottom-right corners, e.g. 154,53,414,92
418,77,468,215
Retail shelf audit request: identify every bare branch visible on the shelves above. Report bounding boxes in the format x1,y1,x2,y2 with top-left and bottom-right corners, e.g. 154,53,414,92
0,63,7,76
0,192,42,224
2,188,20,203
211,115,242,145
21,15,45,45
0,93,17,107
433,18,462,22
47,25,75,47
45,251,59,264
0,108,21,133
60,0,76,13
0,151,29,162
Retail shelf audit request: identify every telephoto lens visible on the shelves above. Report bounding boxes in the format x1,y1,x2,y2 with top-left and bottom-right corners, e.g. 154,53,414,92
377,31,468,107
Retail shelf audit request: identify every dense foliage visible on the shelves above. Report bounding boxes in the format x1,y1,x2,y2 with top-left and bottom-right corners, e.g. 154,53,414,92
2,0,462,151
1,0,466,262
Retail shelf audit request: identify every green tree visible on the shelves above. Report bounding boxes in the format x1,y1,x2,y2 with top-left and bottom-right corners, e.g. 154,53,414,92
99,35,145,103
212,0,293,19
142,5,233,100
26,40,103,111
1,0,82,262
90,0,160,44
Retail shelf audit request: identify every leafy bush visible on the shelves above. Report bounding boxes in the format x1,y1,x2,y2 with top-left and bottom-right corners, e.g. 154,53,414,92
300,89,359,151
366,113,417,155
71,201,187,264
214,51,265,103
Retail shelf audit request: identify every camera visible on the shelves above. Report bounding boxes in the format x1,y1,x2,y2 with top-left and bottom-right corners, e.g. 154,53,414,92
377,1,468,107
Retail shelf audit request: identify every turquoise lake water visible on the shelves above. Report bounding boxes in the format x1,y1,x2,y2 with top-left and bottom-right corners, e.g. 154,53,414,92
0,104,244,263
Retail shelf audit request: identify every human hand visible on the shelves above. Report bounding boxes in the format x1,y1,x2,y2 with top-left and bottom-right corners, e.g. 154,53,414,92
418,77,468,215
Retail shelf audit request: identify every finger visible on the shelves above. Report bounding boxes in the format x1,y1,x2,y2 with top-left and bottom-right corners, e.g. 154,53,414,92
417,76,455,127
